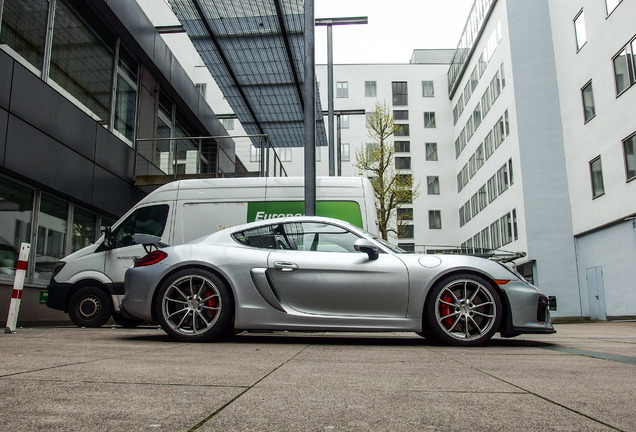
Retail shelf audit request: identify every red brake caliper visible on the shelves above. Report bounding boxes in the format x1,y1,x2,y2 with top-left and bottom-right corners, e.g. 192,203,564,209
441,294,453,328
205,290,218,316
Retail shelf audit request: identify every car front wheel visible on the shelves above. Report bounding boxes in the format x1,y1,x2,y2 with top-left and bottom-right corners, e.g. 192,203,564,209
425,273,502,346
155,268,234,342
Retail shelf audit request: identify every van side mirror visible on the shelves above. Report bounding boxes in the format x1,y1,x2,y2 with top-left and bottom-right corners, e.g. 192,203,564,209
354,239,380,261
103,227,114,249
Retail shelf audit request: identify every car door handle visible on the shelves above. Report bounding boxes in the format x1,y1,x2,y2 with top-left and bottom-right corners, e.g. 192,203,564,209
273,261,299,272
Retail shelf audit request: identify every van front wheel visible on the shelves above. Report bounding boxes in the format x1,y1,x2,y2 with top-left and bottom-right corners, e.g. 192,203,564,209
68,286,113,328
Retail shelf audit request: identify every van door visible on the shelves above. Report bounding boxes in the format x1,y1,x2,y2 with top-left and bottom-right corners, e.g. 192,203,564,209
102,204,171,308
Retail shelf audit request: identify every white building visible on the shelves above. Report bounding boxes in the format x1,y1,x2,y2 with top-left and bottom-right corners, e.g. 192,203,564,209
548,0,636,320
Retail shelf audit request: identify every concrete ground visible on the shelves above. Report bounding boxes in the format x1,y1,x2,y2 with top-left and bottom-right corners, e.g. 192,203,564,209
0,323,634,432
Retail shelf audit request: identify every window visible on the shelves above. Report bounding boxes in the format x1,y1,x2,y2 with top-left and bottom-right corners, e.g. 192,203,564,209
234,222,360,253
35,196,68,283
398,224,414,239
606,0,622,15
504,110,510,136
393,110,409,120
395,157,411,170
0,0,49,72
497,164,510,194
250,145,260,162
365,81,377,97
222,119,235,130
422,81,434,97
111,205,170,250
195,83,207,98
427,176,440,195
478,185,488,211
490,220,501,250
0,178,34,282
340,115,350,129
426,143,438,161
280,147,292,162
113,48,139,145
501,213,513,245
395,141,410,153
397,208,413,220
581,81,596,122
336,81,349,98
512,209,519,240
590,157,605,198
341,143,350,162
574,10,587,50
429,210,442,230
50,0,116,123
624,134,636,181
392,81,408,106
487,175,498,202
394,124,410,136
398,243,415,252
475,144,485,170
72,207,98,253
424,112,436,128
613,47,633,95
508,159,514,185
316,146,321,162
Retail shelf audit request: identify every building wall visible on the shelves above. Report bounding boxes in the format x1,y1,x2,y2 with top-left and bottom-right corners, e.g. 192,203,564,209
0,0,238,325
548,0,636,318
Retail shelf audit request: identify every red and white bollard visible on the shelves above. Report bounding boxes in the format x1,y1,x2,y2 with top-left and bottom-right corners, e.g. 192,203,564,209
4,243,31,334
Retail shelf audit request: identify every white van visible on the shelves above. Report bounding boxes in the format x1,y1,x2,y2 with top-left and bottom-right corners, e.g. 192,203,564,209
46,177,378,327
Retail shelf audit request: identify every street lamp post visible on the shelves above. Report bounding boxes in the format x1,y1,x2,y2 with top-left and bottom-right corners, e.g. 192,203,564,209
315,17,368,176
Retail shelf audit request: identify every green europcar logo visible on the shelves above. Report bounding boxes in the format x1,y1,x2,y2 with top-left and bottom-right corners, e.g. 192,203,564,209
247,201,363,228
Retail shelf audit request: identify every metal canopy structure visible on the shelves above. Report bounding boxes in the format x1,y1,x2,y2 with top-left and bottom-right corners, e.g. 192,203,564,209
168,0,327,148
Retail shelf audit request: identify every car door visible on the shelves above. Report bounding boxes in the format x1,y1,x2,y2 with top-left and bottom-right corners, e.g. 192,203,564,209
265,221,409,317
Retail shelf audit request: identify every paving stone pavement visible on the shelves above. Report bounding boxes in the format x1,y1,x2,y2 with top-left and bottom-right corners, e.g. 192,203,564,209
0,322,634,431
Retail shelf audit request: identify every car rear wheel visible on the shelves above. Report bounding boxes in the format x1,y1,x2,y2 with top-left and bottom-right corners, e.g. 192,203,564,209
425,273,502,346
155,268,233,342
68,286,113,328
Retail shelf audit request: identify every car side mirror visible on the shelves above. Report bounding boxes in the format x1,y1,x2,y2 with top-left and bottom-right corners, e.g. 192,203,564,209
354,239,380,261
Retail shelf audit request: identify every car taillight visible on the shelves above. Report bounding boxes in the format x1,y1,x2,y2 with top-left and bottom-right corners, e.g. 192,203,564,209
134,250,167,267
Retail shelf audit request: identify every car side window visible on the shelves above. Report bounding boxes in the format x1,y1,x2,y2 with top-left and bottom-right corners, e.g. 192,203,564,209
234,222,360,253
112,205,169,249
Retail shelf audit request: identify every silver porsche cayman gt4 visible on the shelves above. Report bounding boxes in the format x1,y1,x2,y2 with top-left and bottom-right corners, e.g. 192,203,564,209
121,216,556,346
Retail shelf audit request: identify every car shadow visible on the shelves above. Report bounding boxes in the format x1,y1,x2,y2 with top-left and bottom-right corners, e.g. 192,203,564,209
119,329,556,348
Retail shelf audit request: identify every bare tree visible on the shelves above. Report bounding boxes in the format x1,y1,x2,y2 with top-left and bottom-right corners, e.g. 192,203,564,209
354,101,419,240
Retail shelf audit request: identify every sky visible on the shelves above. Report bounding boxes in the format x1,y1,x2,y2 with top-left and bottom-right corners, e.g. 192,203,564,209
314,0,475,64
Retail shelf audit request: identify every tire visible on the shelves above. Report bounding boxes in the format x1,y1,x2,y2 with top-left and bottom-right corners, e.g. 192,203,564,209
68,286,113,328
112,313,143,328
424,273,502,347
154,268,234,342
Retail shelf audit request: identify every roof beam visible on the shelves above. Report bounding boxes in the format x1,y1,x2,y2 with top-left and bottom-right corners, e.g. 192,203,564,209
272,0,304,108
190,0,266,136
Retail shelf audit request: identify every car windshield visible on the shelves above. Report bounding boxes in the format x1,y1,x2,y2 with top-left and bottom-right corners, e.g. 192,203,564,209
369,233,406,254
